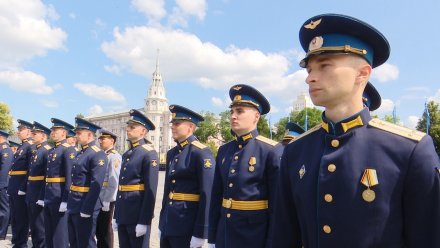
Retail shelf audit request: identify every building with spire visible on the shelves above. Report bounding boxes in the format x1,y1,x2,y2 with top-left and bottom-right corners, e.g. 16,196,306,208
86,54,173,164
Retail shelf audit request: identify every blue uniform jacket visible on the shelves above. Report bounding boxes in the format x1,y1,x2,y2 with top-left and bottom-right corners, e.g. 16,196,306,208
43,139,77,204
67,141,107,215
269,108,440,248
26,141,51,203
7,139,33,195
159,135,215,238
208,129,280,247
114,138,159,225
0,142,13,188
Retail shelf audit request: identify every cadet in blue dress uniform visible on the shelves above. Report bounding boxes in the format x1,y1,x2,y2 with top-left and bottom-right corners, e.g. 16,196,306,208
97,129,122,248
113,109,159,248
9,140,20,154
43,118,77,248
208,84,280,248
280,122,305,146
68,118,107,248
67,129,79,149
8,119,33,248
159,104,216,248
27,122,51,247
269,14,440,247
0,130,13,240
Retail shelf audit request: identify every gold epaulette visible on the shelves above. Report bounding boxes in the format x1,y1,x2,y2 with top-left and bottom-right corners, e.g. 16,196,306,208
62,143,70,147
192,140,207,149
256,135,278,147
142,144,153,151
44,145,52,150
290,124,322,143
91,145,101,152
368,118,425,142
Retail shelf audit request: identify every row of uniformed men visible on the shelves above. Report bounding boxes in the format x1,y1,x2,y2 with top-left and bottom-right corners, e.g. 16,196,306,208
2,13,440,248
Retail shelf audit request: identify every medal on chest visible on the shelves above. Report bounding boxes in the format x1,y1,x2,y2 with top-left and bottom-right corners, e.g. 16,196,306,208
360,169,379,202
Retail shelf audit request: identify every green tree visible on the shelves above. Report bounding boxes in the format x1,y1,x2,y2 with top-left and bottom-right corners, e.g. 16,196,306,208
76,113,85,118
383,114,400,124
0,102,13,132
273,117,289,141
416,101,440,155
218,110,234,143
206,140,219,158
195,111,218,143
291,107,322,130
257,115,271,138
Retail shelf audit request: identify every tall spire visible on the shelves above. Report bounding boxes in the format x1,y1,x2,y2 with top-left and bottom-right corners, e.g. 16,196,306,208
155,49,160,74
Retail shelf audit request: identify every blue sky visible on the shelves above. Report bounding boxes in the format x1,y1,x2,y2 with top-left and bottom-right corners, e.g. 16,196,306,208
1,0,439,129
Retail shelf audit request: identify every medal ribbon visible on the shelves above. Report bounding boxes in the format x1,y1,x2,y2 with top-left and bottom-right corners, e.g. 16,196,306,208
361,169,378,188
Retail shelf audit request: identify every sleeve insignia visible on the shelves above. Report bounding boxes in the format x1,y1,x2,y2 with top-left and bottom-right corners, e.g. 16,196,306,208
151,159,157,167
114,159,121,169
142,144,153,151
91,145,101,152
192,140,207,149
204,159,212,168
69,153,75,159
368,118,425,142
255,135,278,146
44,145,52,150
99,159,105,166
62,143,71,147
3,153,8,158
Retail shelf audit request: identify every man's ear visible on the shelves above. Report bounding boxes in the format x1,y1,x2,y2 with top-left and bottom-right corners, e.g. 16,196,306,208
356,63,372,85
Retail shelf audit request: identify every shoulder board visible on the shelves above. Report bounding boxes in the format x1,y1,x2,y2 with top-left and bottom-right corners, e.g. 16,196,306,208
91,145,101,152
368,118,425,142
142,144,153,151
255,135,278,147
111,149,117,154
192,140,207,149
62,143,70,147
290,124,322,144
44,145,52,150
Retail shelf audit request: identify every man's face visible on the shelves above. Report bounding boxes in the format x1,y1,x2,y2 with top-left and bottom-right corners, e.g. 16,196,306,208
51,127,66,142
66,136,77,146
17,127,31,140
306,54,362,108
31,131,46,144
75,129,91,145
126,123,146,141
98,136,114,150
230,105,260,136
171,121,193,142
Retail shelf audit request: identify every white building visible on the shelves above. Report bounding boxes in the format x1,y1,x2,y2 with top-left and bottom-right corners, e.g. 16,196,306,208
292,93,314,112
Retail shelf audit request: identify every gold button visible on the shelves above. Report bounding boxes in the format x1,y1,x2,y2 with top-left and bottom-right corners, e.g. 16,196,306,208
172,180,176,183
324,194,333,202
234,156,238,160
331,139,339,148
238,145,242,149
123,168,126,171
119,195,121,198
230,169,235,174
226,213,231,218
229,183,233,187
126,158,130,161
121,177,124,179
175,158,178,162
323,225,331,234
327,164,336,172
169,202,173,205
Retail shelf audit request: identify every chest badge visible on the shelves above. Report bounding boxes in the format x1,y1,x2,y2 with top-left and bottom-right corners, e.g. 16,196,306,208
33,155,38,162
98,160,105,166
52,154,57,161
204,159,212,168
360,168,379,203
69,153,75,159
151,160,157,167
299,165,306,179
248,156,256,172
19,149,23,156
3,153,8,158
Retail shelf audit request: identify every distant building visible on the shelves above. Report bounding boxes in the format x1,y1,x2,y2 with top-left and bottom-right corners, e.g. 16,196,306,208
86,58,173,164
292,93,314,112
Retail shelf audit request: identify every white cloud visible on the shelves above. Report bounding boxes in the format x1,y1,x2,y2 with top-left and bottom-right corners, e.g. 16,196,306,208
104,65,123,76
0,0,67,67
101,26,307,102
371,63,399,83
74,83,126,102
88,105,104,116
175,0,206,20
211,97,223,107
406,115,420,129
131,0,166,21
429,88,440,104
374,98,394,114
41,99,58,108
270,105,279,114
0,69,56,94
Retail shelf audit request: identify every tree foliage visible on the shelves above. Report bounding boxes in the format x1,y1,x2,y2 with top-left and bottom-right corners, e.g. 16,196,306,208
195,111,218,143
383,114,400,124
257,115,271,138
416,101,440,155
218,110,234,143
0,102,13,132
